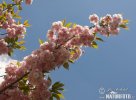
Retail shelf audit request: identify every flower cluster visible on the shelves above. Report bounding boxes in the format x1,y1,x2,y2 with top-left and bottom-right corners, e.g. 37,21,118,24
89,14,126,36
0,1,30,56
0,14,128,100
0,13,26,39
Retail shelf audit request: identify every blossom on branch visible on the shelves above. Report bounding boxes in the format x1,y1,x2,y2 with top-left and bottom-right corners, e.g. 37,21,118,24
0,12,128,100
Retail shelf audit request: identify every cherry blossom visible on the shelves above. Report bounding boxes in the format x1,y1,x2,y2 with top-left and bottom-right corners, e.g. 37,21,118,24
0,1,129,99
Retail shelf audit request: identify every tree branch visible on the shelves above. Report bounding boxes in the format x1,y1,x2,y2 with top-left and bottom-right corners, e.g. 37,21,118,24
0,72,29,94
0,25,95,94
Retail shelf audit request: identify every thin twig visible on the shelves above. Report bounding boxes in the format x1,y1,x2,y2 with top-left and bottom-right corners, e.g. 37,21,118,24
0,75,4,77
2,4,17,12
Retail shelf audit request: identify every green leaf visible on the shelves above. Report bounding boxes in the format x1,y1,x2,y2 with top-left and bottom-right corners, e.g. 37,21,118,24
52,82,64,89
17,5,22,10
63,62,69,70
13,13,21,19
18,20,21,25
52,93,60,100
65,22,72,28
58,93,64,99
96,37,104,42
8,49,13,56
17,61,21,67
51,90,61,94
19,46,26,50
39,39,44,45
24,20,30,27
119,24,128,30
50,81,65,100
72,23,77,28
57,88,64,91
68,59,74,63
122,19,129,24
17,40,25,45
2,1,7,8
61,19,66,26
91,41,98,49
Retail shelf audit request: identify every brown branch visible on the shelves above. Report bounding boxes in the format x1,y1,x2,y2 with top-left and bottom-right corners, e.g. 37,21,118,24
0,36,76,94
0,72,29,94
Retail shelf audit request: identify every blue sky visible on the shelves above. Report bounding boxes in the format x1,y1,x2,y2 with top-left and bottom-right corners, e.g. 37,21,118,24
12,0,136,100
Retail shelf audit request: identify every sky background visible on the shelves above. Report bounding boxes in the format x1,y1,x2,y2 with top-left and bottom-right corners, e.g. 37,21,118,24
10,0,136,100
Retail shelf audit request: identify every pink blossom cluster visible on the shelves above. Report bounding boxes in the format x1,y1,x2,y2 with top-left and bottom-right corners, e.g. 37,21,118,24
89,14,124,36
0,14,128,100
0,3,26,55
0,39,9,55
48,21,95,47
0,61,51,100
0,21,95,99
0,62,28,100
0,88,30,100
0,13,26,39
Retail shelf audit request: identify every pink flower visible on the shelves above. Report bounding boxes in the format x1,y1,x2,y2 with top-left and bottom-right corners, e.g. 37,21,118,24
5,88,29,100
0,39,9,55
52,21,63,32
28,69,43,85
99,27,110,36
100,14,112,24
47,30,56,42
30,80,51,100
54,47,70,66
2,13,27,39
89,14,99,24
113,14,123,24
25,0,33,5
5,66,17,76
6,28,16,38
70,47,82,60
74,25,84,34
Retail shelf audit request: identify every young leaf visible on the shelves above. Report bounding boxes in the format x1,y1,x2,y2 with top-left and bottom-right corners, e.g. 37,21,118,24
19,46,26,50
68,59,74,63
39,39,44,45
91,41,98,49
122,19,129,24
61,19,66,26
24,20,30,27
52,82,64,89
65,22,72,28
119,24,128,30
63,62,69,70
52,93,60,100
58,93,64,99
96,37,104,42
